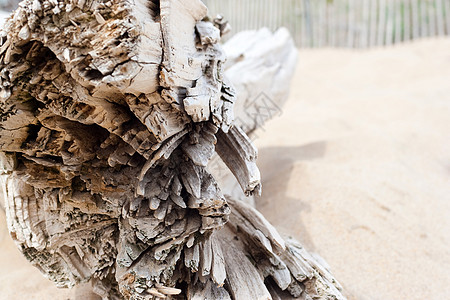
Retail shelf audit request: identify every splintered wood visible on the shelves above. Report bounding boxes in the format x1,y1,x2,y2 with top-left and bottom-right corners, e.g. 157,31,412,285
0,0,345,299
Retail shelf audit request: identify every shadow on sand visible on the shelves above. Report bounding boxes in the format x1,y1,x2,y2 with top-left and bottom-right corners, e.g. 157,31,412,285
255,141,327,252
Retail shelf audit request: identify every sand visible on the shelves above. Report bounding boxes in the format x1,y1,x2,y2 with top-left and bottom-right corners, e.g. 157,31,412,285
256,38,450,299
1,38,450,299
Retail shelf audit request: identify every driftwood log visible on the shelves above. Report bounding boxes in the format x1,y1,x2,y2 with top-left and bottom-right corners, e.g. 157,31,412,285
0,1,345,299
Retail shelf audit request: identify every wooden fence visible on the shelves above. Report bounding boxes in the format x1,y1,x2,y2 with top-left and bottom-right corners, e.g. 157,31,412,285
204,0,450,47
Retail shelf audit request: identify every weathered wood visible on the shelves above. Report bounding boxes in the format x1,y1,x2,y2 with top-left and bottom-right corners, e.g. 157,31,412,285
0,0,345,299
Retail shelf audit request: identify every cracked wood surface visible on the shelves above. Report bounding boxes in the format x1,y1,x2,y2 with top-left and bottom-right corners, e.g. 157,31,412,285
0,0,345,299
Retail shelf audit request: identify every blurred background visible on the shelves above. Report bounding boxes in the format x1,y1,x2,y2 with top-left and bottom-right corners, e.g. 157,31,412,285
205,0,450,47
0,0,17,11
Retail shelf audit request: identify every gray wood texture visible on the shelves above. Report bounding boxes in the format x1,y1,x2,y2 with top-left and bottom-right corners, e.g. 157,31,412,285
0,0,345,299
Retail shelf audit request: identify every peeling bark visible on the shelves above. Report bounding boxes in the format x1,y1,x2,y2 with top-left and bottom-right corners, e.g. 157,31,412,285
0,1,345,299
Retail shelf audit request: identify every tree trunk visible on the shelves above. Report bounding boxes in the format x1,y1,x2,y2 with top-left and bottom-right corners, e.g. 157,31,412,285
0,0,345,299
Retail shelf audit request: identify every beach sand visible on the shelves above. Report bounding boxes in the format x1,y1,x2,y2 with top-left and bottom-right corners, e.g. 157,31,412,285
256,38,450,300
1,38,450,299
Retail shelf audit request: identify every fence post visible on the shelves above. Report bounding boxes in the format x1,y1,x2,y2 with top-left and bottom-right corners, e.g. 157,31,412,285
204,0,449,48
